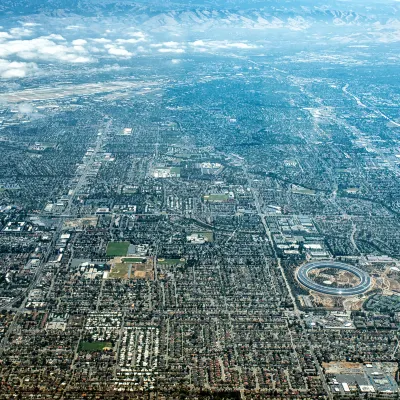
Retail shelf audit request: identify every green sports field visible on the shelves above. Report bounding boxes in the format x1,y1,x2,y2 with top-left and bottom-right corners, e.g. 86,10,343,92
106,241,130,257
79,341,112,352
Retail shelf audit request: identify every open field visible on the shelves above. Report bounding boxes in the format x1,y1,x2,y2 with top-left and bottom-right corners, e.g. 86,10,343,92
198,231,214,242
109,263,129,279
106,241,130,257
64,217,98,229
122,186,139,194
153,166,181,178
108,256,153,280
291,185,316,195
79,341,112,352
170,167,181,175
204,193,230,202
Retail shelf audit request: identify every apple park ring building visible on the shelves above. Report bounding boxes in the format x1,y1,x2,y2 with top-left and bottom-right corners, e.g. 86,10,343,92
296,261,371,296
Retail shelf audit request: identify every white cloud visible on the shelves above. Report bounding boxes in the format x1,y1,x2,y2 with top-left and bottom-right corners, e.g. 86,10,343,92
21,22,41,27
67,56,92,63
72,39,87,46
162,41,181,47
191,40,206,47
137,46,148,53
374,31,400,43
127,31,146,38
43,34,66,41
151,41,182,48
115,38,146,44
91,38,111,43
229,42,257,49
17,103,34,113
0,38,95,64
106,46,133,57
331,28,400,44
0,32,12,40
0,59,39,79
190,40,257,51
150,41,186,54
73,45,86,52
9,27,34,38
373,19,400,30
158,48,185,53
88,46,103,53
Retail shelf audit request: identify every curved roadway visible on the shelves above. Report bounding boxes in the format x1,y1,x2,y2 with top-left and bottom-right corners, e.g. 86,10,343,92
297,261,371,296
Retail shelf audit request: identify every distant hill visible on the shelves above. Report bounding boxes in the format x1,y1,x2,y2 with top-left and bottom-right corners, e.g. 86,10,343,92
1,0,399,26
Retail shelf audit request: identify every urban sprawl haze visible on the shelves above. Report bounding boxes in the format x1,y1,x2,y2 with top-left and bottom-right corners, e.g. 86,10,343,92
0,0,400,399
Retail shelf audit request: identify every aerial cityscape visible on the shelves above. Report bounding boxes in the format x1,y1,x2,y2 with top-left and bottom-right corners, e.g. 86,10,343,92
0,0,400,398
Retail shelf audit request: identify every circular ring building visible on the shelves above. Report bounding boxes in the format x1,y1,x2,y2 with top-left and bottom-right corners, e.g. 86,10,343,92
297,260,371,296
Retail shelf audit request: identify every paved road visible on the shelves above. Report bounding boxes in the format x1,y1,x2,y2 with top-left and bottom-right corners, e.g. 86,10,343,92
238,156,333,400
0,118,111,349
